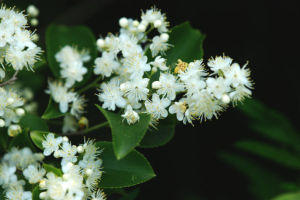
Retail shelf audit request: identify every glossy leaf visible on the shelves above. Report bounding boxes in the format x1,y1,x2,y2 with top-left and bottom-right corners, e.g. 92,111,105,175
96,141,155,188
8,130,36,151
96,105,151,160
20,114,49,132
0,128,9,151
42,98,64,120
45,24,97,86
30,130,52,150
140,115,176,148
43,163,63,176
272,192,300,200
32,186,40,200
235,140,300,170
166,21,205,68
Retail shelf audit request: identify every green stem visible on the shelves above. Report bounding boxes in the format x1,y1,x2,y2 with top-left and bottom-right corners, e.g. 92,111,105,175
77,76,103,94
81,121,109,134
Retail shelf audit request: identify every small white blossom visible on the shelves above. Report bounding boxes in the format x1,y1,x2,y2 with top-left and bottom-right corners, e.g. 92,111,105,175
122,105,140,125
94,51,120,77
42,133,63,156
156,73,184,100
150,56,168,71
145,93,170,120
150,35,170,57
23,164,46,184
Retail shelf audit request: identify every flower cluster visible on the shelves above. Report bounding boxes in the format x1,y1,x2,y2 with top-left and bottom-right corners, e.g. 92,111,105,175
95,8,253,125
46,46,90,133
0,5,42,71
0,134,105,200
0,87,25,135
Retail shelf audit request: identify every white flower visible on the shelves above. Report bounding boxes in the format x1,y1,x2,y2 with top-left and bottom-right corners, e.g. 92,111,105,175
62,115,78,133
150,56,168,71
224,62,252,88
6,186,32,200
121,105,140,125
90,189,107,200
70,95,86,118
97,79,126,111
122,52,151,79
46,81,76,113
57,142,78,165
229,85,252,103
207,55,232,73
0,163,17,187
145,93,170,120
206,77,230,99
121,78,149,103
169,99,187,121
42,133,63,156
60,62,88,88
150,35,170,57
23,164,46,184
156,73,184,100
94,51,120,77
119,33,143,57
141,8,169,33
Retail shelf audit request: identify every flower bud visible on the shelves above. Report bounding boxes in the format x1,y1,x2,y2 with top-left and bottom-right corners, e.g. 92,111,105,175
39,179,46,188
62,136,69,142
32,34,39,42
0,68,5,80
152,81,162,89
16,108,25,116
133,20,139,27
8,125,22,137
86,168,93,176
7,97,14,104
0,119,5,127
54,150,60,158
119,17,129,27
39,192,47,199
160,33,169,42
30,18,39,26
152,66,158,73
27,5,39,17
96,39,105,48
138,24,146,32
154,19,162,28
78,116,89,129
221,94,230,104
77,145,84,153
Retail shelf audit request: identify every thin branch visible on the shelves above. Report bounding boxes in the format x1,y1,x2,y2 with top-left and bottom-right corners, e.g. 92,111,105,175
62,121,109,136
0,71,19,87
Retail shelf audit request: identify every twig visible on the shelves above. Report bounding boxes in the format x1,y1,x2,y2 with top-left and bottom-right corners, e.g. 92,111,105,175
0,71,19,87
62,121,109,136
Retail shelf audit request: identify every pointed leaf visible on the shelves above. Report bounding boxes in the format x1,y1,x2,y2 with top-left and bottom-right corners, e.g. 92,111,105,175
32,186,40,200
96,141,155,188
43,163,63,176
20,114,49,132
140,115,176,148
42,98,65,120
96,105,151,160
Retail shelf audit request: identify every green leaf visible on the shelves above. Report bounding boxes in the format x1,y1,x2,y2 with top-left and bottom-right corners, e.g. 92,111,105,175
272,192,300,200
238,99,300,151
30,130,52,150
43,163,63,176
42,98,65,120
235,140,300,170
140,115,176,148
0,128,9,151
96,105,151,160
45,24,97,86
166,21,205,68
9,130,36,151
219,152,283,200
32,186,40,200
20,114,49,132
96,141,155,188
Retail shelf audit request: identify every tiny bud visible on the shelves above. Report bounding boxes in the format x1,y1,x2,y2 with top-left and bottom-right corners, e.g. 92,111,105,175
27,5,39,17
39,179,46,188
138,24,146,32
7,97,14,104
119,17,129,27
152,81,162,89
78,116,89,129
0,119,5,127
77,145,84,153
54,150,60,158
154,19,162,28
30,18,39,26
0,68,5,80
32,34,39,42
160,33,169,42
8,125,22,137
96,39,105,48
152,66,158,73
221,94,230,104
86,168,93,176
16,108,25,116
133,20,139,27
39,192,47,199
62,136,69,142
120,82,129,92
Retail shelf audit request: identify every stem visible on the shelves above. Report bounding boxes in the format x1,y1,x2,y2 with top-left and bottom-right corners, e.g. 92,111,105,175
0,71,18,87
63,121,109,136
77,76,102,94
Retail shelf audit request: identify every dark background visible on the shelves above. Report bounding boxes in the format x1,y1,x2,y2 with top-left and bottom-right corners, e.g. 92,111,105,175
7,0,300,199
